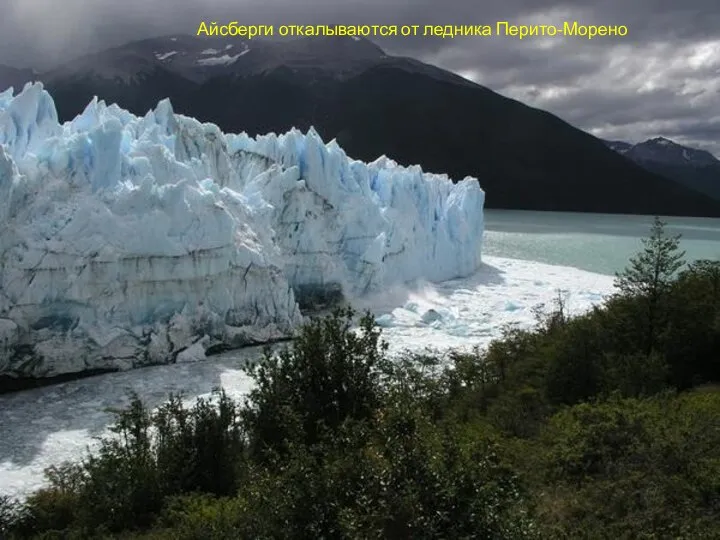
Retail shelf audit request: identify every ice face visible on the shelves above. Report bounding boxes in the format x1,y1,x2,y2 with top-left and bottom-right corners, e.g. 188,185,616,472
0,82,485,378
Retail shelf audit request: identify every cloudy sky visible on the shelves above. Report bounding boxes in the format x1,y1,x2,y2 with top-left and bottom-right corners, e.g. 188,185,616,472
2,0,719,154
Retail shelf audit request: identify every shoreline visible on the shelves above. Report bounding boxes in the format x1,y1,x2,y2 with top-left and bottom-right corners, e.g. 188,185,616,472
0,336,295,396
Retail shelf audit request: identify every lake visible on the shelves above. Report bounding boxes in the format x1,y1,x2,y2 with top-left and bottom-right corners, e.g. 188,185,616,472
483,210,720,275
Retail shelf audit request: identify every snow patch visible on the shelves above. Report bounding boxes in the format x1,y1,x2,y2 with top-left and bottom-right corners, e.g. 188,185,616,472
155,51,177,61
196,52,244,66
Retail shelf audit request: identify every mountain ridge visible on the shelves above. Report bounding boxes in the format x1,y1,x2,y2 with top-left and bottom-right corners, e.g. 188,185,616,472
2,34,720,217
604,137,720,202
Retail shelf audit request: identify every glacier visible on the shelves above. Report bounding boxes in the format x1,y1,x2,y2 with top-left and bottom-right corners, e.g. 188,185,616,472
0,82,485,379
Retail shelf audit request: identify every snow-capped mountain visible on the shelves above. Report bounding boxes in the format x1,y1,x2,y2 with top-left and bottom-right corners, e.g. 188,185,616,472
3,35,719,217
0,83,484,380
608,136,719,166
41,35,398,84
604,137,720,201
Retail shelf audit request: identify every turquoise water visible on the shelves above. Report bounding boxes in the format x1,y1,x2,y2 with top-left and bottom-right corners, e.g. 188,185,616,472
483,210,720,276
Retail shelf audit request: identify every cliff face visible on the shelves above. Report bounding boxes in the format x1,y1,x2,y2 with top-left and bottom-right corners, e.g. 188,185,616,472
0,84,485,379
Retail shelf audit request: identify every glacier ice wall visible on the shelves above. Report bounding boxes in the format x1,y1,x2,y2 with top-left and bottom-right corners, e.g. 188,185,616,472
0,82,484,379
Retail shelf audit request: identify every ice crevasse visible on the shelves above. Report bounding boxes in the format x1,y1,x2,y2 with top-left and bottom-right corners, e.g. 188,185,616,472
0,82,485,378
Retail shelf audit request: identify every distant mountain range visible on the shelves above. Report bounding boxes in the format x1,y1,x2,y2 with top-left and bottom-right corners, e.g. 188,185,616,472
2,35,720,217
604,137,720,202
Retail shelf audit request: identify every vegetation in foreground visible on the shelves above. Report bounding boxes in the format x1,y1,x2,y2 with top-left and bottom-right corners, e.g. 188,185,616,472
1,218,719,539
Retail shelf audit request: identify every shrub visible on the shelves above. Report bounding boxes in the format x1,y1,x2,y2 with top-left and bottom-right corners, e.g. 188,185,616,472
241,307,389,461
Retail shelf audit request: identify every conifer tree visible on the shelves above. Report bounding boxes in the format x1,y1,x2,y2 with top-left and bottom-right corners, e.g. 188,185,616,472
614,216,685,355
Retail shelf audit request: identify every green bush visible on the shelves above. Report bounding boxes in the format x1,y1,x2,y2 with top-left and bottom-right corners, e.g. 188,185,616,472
6,218,720,539
241,308,389,462
11,391,245,537
0,495,25,537
537,391,720,538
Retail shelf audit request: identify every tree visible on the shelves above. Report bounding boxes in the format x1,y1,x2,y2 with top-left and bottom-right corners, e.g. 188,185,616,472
665,259,720,387
614,216,685,356
241,307,389,461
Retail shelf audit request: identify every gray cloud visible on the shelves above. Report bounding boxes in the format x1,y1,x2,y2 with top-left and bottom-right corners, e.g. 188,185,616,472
1,0,719,154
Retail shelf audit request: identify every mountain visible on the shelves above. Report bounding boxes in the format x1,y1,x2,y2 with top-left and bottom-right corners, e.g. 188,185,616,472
0,83,484,380
4,35,720,217
604,137,720,201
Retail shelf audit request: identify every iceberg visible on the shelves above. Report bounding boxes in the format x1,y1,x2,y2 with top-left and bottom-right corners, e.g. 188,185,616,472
0,82,485,379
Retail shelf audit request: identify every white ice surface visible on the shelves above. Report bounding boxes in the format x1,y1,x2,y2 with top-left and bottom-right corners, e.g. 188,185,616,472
0,83,483,378
0,256,615,501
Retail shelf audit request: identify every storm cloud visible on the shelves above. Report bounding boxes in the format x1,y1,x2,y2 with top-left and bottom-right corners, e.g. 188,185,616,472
1,0,719,154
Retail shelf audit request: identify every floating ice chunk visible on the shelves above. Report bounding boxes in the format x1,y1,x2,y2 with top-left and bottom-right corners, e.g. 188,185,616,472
375,314,395,327
421,309,443,324
176,340,209,363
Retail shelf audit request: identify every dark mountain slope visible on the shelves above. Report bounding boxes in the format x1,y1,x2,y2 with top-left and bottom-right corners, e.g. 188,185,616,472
638,162,720,201
604,137,720,202
5,35,720,217
320,67,720,215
